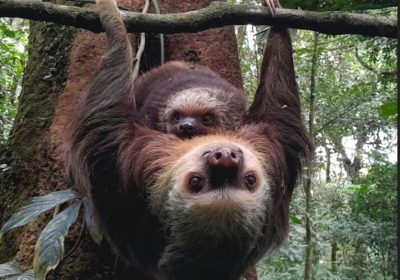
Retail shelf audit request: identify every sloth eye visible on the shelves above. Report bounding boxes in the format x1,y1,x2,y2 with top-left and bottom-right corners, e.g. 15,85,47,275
188,175,205,193
244,174,256,190
171,112,180,123
201,114,214,125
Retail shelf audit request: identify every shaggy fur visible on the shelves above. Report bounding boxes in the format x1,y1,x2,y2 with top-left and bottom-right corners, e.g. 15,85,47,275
134,61,247,137
65,0,312,279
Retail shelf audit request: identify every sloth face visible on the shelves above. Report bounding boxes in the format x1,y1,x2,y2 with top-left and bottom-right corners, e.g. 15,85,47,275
162,88,242,138
173,140,267,198
148,137,272,275
149,136,271,241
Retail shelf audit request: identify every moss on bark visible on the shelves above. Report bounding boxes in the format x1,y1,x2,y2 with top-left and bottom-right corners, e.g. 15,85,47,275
0,19,74,261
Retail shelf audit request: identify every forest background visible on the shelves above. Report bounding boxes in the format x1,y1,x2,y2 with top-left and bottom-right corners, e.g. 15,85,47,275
0,0,397,279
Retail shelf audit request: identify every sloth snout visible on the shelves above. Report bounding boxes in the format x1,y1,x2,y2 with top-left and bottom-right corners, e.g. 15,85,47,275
208,148,241,169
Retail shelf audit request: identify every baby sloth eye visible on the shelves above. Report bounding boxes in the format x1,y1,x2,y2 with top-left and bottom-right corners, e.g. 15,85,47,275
244,174,257,191
171,112,180,123
188,175,205,193
201,114,214,126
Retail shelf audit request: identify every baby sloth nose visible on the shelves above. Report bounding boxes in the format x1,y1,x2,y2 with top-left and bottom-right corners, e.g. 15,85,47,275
180,123,193,133
207,148,242,188
179,118,197,138
208,148,241,169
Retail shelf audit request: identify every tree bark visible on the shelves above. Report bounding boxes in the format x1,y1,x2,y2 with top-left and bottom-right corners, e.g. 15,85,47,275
331,241,337,272
159,0,243,89
0,15,76,265
0,0,397,38
303,31,319,280
324,144,331,183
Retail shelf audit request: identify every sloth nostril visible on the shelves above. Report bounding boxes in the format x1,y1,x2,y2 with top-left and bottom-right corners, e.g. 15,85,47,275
208,148,242,170
180,123,193,132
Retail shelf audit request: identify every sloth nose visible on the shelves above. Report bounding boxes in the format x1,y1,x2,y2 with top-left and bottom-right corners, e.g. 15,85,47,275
208,148,241,169
180,123,194,133
206,147,243,188
179,118,197,138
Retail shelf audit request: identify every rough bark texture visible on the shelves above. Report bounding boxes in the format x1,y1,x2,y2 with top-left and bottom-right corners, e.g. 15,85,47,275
159,0,243,89
0,0,254,279
0,17,75,263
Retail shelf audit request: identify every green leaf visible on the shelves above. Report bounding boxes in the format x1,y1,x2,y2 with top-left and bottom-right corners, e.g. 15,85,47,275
2,29,15,38
0,261,22,278
10,269,35,280
290,213,302,225
0,189,79,242
33,202,82,280
379,101,397,118
83,197,103,245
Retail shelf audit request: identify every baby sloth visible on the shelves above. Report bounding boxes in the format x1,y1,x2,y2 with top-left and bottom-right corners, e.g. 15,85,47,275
134,61,247,138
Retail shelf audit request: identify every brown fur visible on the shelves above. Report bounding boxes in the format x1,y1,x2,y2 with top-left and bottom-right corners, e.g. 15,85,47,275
65,0,312,279
134,61,247,138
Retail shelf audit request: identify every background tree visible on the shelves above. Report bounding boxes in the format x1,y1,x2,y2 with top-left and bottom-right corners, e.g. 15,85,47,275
249,6,396,280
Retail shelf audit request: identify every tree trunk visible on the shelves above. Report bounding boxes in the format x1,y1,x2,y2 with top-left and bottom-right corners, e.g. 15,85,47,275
324,144,331,183
157,0,243,89
325,144,337,272
0,0,250,279
0,14,76,264
304,31,319,280
331,241,337,272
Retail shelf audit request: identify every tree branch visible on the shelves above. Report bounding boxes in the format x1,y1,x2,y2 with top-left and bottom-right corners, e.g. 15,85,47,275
0,0,396,38
354,48,397,76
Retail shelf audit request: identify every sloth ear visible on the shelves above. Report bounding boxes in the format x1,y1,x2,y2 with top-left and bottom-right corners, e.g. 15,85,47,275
247,27,299,124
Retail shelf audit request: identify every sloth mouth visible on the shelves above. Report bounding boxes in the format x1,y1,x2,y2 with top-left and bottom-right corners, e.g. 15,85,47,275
208,168,239,188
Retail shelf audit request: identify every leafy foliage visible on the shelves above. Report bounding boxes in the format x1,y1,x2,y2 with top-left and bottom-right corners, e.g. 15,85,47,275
0,190,81,280
0,261,22,278
228,0,396,10
239,7,397,280
0,190,79,241
33,202,82,280
0,19,28,142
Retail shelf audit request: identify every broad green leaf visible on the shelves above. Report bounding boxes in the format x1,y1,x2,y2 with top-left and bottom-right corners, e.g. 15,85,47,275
9,269,35,280
33,202,82,280
0,189,79,242
0,261,22,278
83,197,103,244
379,101,397,118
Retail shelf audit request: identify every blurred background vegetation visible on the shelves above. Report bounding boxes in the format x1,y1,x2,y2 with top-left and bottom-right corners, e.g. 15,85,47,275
234,1,396,279
0,1,397,279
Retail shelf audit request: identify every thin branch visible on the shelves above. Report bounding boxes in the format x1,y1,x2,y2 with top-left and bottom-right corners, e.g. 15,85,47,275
354,48,396,76
0,0,396,38
132,0,150,82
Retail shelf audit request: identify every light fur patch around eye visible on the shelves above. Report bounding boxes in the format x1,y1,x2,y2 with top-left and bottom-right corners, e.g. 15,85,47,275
171,137,270,199
162,88,228,120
